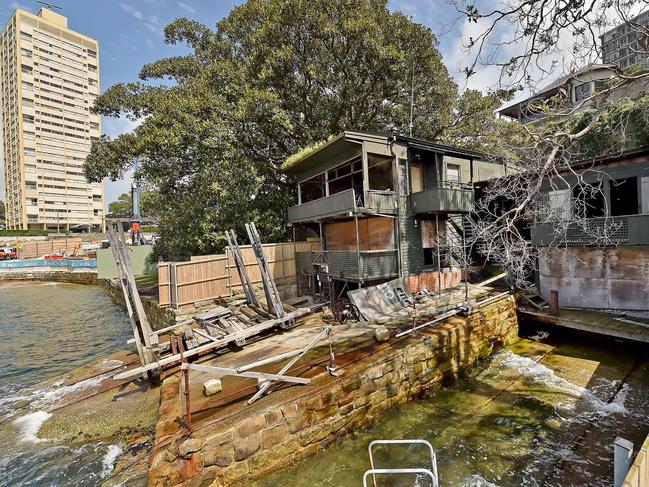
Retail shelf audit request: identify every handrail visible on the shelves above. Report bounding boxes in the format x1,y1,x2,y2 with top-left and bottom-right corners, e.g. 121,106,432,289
362,468,438,487
367,439,438,487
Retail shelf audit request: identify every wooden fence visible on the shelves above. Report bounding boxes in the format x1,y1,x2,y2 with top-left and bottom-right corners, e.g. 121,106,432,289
11,237,85,259
624,435,649,487
158,241,319,309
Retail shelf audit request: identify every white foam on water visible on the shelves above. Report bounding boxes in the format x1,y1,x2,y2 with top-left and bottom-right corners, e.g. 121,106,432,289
529,331,550,341
30,371,113,410
101,444,123,477
496,350,628,415
13,411,51,442
459,474,501,487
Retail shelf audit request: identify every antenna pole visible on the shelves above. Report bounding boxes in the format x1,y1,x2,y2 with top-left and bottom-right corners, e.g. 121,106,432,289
37,1,63,11
409,60,415,137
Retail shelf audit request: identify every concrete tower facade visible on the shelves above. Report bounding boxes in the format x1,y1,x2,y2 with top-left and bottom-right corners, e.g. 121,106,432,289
0,8,103,231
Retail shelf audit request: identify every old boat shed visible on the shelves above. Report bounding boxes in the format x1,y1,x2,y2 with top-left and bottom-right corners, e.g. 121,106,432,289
284,130,507,300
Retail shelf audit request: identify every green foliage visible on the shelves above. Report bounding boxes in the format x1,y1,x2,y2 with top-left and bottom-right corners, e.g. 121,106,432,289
85,0,463,261
85,0,518,260
0,229,48,236
283,136,335,171
568,95,649,157
107,193,133,219
0,200,5,226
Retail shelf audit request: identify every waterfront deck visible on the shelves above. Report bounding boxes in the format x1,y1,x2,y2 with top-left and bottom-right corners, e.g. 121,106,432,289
519,307,649,343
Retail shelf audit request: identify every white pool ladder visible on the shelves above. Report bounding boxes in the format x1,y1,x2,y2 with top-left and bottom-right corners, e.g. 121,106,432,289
363,439,439,487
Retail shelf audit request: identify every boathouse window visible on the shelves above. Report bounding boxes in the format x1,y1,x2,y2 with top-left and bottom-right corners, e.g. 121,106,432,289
446,164,461,184
299,173,325,203
367,154,394,191
327,157,363,196
572,183,606,219
410,162,424,193
574,82,592,102
610,176,638,216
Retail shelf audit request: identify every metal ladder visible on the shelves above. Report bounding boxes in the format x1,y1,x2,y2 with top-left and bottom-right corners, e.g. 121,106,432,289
363,439,439,487
245,222,285,319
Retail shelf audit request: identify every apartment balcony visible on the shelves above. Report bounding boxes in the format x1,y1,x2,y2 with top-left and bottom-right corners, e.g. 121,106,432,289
295,249,399,281
409,183,474,214
288,188,397,224
531,214,649,246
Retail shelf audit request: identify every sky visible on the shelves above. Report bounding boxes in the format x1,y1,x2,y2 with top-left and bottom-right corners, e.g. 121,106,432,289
0,0,620,208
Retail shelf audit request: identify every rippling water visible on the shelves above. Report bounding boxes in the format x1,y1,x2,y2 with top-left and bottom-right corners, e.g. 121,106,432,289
255,328,649,487
0,281,131,486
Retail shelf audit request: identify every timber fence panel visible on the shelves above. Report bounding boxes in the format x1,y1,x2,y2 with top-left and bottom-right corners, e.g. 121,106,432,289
157,240,323,309
15,237,85,259
623,435,649,487
158,263,171,306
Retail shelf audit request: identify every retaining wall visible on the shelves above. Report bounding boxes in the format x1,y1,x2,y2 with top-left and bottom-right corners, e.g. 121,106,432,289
0,268,97,284
148,295,518,486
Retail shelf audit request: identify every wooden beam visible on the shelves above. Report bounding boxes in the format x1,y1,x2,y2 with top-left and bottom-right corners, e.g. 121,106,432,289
113,308,311,381
475,272,507,287
182,362,310,385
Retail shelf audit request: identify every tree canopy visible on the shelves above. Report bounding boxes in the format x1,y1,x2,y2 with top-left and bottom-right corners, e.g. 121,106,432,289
85,0,512,260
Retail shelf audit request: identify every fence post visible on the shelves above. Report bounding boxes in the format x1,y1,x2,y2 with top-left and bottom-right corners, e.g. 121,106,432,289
226,247,233,296
614,437,634,487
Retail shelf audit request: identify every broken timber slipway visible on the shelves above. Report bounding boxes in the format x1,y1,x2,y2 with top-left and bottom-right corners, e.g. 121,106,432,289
100,217,516,486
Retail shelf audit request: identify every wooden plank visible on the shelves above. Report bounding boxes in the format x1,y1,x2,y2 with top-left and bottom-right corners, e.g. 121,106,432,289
113,308,311,380
248,326,329,404
182,362,310,385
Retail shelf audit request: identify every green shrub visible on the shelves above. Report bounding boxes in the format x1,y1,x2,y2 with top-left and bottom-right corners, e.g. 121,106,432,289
0,229,49,237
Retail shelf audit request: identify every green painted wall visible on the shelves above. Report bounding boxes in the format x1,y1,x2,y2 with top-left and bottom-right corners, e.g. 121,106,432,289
97,245,156,279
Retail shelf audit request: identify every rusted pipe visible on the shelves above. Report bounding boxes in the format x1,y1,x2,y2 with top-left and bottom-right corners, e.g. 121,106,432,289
178,337,193,433
549,289,559,316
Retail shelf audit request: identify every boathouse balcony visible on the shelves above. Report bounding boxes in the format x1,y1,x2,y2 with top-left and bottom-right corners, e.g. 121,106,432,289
295,249,399,281
531,213,649,246
409,182,475,214
287,189,398,224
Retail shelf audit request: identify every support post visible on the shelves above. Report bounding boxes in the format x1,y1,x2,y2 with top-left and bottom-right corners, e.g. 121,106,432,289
435,213,441,299
549,289,559,315
179,336,192,433
614,437,633,487
355,216,361,282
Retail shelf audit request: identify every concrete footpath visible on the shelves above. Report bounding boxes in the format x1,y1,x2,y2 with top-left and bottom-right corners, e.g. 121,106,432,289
519,307,649,343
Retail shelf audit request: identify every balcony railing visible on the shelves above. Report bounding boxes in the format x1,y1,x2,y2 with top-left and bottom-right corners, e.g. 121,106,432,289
295,249,399,281
409,182,474,214
531,214,649,246
288,189,397,223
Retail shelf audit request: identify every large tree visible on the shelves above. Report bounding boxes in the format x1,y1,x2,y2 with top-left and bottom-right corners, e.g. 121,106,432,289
84,0,481,260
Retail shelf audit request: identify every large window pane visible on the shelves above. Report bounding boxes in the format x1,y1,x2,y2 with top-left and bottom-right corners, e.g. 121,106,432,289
368,154,393,191
300,173,325,203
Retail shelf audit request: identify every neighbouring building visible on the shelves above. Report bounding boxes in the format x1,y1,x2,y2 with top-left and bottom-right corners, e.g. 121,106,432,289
601,10,649,70
532,147,649,311
499,63,649,125
0,8,103,231
498,64,619,124
283,130,507,298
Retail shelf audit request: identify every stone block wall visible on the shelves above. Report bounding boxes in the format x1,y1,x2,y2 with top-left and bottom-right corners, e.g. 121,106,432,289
0,268,98,284
149,295,518,487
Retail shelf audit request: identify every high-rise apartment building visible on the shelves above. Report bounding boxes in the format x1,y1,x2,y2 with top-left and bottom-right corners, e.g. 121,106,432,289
601,10,649,70
0,8,103,231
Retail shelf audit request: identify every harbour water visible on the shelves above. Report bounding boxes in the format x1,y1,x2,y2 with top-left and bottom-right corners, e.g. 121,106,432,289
0,281,131,486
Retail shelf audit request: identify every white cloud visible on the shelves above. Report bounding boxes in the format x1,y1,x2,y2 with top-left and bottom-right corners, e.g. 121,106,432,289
119,3,144,20
178,1,196,14
145,14,163,34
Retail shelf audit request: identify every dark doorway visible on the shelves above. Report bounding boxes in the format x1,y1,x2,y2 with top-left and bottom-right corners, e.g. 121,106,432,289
573,183,606,219
610,177,638,216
